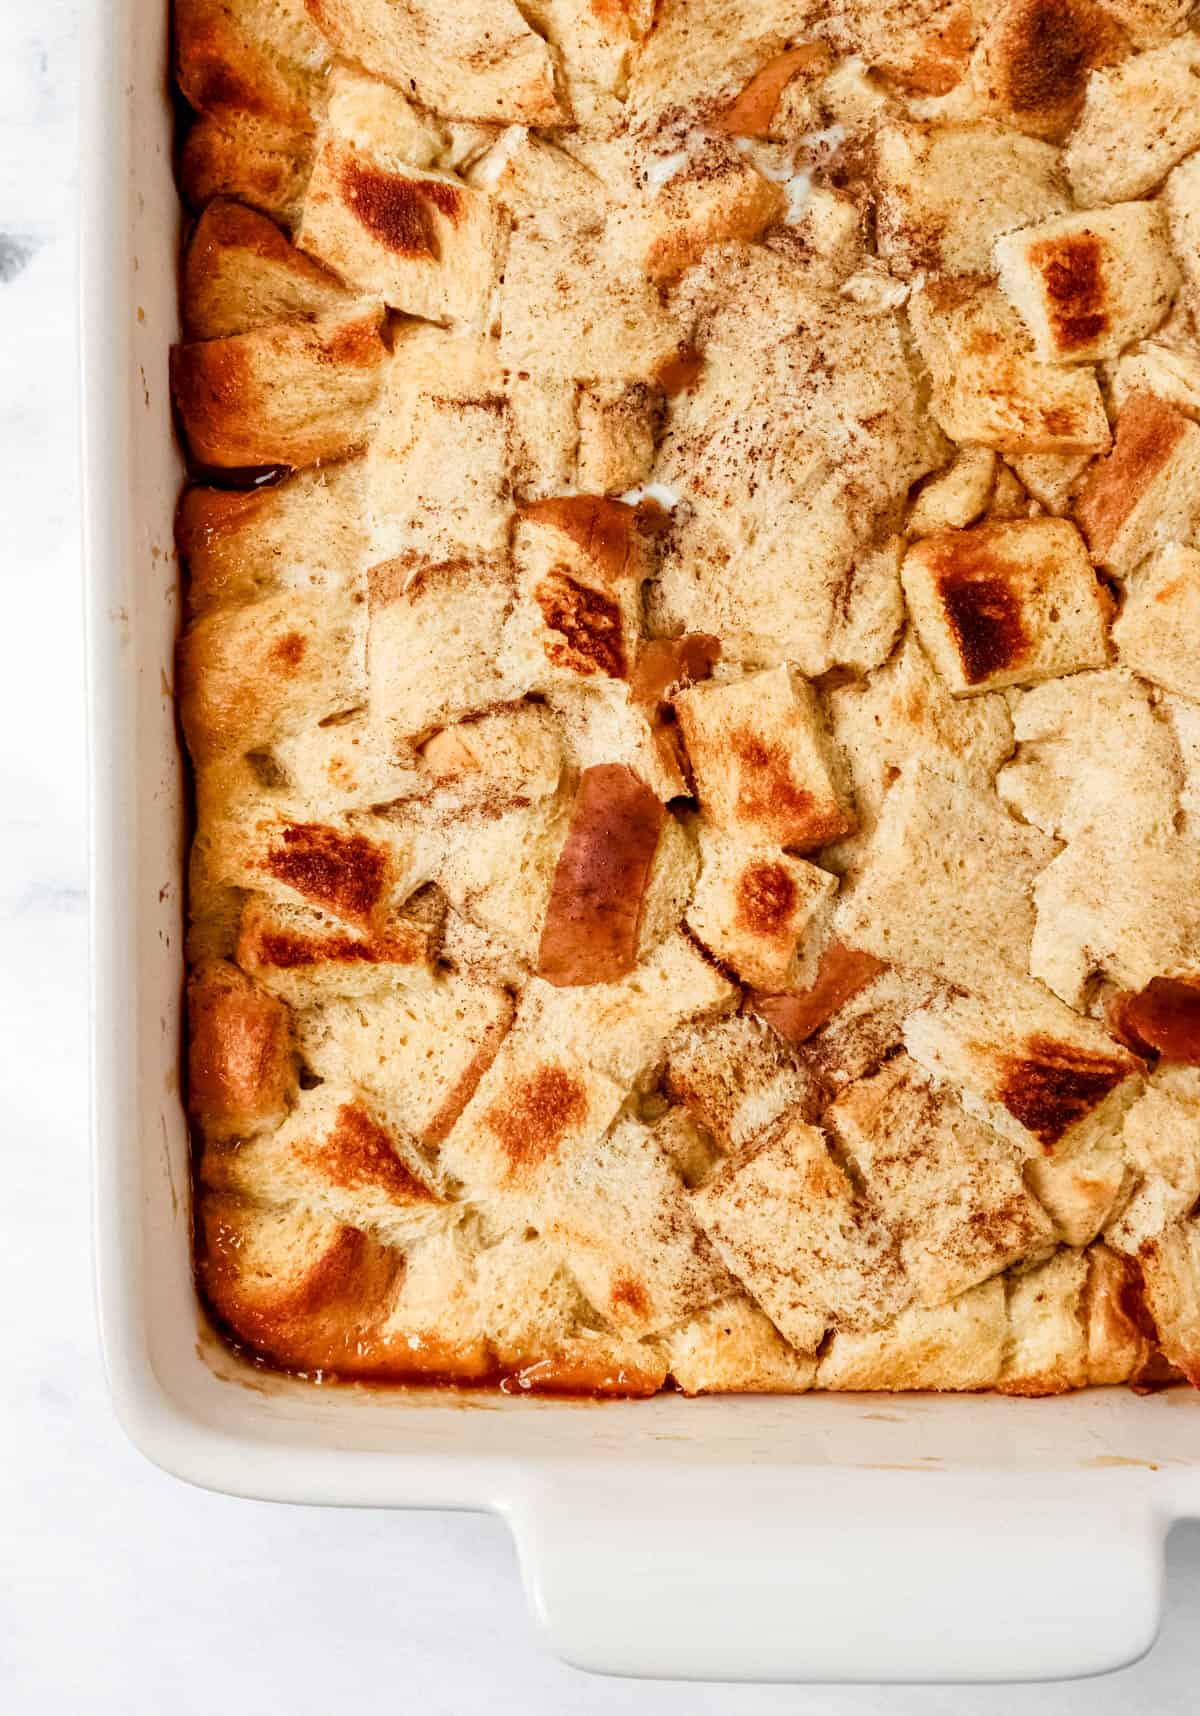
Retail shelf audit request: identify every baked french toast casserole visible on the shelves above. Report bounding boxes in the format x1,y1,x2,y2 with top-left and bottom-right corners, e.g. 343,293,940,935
170,0,1200,1397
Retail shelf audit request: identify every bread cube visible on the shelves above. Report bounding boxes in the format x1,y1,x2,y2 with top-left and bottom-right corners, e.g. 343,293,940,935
177,590,364,763
1007,451,1093,514
468,126,610,226
236,894,439,1005
187,959,297,1144
177,462,369,618
298,69,499,324
873,121,1070,276
781,961,941,1090
201,1085,448,1248
368,326,512,562
1106,1067,1200,1253
182,199,353,341
1138,1215,1200,1384
906,448,997,536
304,0,565,125
630,145,785,285
507,376,579,501
420,705,564,804
576,382,659,495
995,203,1179,362
824,631,1013,868
901,519,1109,695
170,305,388,470
180,110,314,228
1075,390,1200,575
1030,828,1200,1005
816,1281,1007,1391
498,221,683,383
205,803,419,933
829,1056,1054,1307
367,555,524,745
909,279,1111,454
904,988,1142,1158
521,932,738,1090
439,1030,627,1205
197,1192,407,1376
668,1295,817,1394
175,0,326,134
674,666,855,851
835,765,1058,989
1165,150,1200,320
692,1117,910,1352
664,1012,817,1151
1085,1243,1154,1385
963,0,1123,140
529,1114,733,1337
1026,1144,1130,1247
997,668,1180,842
296,978,515,1147
999,1249,1090,1393
686,835,837,991
509,497,647,688
1113,542,1200,699
1066,36,1200,204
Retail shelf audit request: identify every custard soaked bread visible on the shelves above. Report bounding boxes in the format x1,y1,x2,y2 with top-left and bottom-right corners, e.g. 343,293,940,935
175,0,1200,1395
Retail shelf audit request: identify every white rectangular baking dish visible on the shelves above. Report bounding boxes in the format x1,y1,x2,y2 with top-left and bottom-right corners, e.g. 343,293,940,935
82,0,1200,1683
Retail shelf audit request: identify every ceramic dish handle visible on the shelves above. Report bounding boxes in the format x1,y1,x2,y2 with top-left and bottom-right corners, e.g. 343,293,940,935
509,1473,1165,1681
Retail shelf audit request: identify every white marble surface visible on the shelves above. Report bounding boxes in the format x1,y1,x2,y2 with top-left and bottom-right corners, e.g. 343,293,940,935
1,2,1197,1709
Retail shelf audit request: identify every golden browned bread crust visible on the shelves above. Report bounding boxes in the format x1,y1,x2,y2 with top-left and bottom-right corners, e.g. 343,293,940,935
173,0,1200,1397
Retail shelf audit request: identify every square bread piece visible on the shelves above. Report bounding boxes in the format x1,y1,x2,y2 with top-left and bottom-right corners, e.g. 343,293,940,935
901,519,1109,695
903,988,1142,1159
685,835,838,991
994,203,1179,363
834,765,1059,990
872,122,1071,277
298,69,500,326
674,666,855,851
1075,390,1200,576
692,1116,910,1353
1113,543,1200,701
827,1056,1055,1309
909,279,1111,456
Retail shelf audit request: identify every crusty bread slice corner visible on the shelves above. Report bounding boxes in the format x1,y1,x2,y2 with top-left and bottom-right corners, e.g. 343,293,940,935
180,111,314,229
1084,1242,1154,1386
177,588,365,761
816,1280,1007,1391
170,304,389,471
183,198,356,341
196,1190,409,1374
998,1249,1090,1395
175,0,329,133
668,1295,817,1395
1075,389,1200,575
187,958,298,1145
201,1083,451,1248
1137,1216,1200,1386
304,0,567,126
178,460,369,618
1066,35,1200,205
